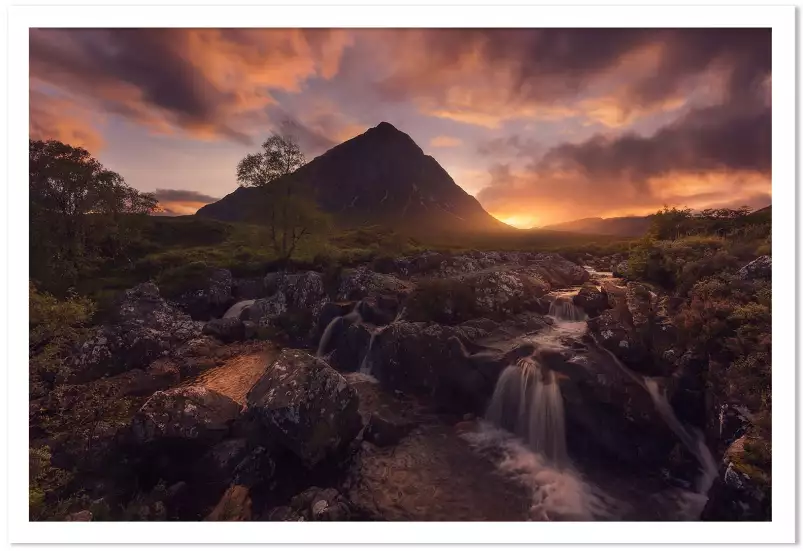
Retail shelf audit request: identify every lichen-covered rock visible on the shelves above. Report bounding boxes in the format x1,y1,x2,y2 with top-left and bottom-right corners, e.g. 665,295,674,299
586,310,650,368
336,267,413,301
232,277,266,300
73,283,204,380
612,260,629,278
528,252,590,287
245,350,361,467
736,255,771,281
701,436,771,521
289,487,352,521
173,268,234,320
202,318,247,343
131,385,241,447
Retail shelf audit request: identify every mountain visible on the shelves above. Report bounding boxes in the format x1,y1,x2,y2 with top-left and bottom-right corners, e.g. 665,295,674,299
541,216,653,237
196,122,510,236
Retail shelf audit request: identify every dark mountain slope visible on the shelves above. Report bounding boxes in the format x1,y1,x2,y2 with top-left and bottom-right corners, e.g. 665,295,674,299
197,122,510,236
541,216,653,237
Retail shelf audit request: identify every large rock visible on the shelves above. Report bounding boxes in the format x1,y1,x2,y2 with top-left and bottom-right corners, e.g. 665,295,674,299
735,255,771,281
701,436,771,521
203,318,247,343
174,268,234,320
528,252,590,287
336,267,413,301
131,385,241,447
572,283,610,318
365,321,497,413
73,283,204,380
206,485,252,521
245,350,362,467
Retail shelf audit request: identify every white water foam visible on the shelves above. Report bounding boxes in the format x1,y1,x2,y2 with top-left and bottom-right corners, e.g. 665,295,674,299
462,422,617,521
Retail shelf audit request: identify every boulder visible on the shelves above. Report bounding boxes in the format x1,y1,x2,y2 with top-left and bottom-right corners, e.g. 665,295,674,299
612,261,629,278
572,283,609,318
232,277,266,300
336,267,413,301
203,318,247,343
131,385,241,448
701,436,770,521
528,252,590,287
735,255,771,281
73,283,204,380
173,268,234,320
366,321,496,414
245,350,362,468
289,487,352,521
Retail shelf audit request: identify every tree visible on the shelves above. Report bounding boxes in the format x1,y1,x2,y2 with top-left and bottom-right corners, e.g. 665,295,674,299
29,139,157,293
236,131,328,261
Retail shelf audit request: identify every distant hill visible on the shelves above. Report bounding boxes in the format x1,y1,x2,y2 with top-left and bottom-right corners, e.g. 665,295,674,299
540,216,653,237
197,122,510,237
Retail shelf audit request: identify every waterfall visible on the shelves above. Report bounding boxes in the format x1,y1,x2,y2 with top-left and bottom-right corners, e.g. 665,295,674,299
359,331,377,374
645,379,718,495
223,299,255,320
316,302,363,357
548,296,587,322
485,357,568,468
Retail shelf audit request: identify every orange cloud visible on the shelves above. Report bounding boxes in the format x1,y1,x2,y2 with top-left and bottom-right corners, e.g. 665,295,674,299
29,90,105,151
430,135,462,148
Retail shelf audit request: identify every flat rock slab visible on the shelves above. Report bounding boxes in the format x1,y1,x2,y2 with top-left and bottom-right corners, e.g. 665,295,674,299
185,342,278,405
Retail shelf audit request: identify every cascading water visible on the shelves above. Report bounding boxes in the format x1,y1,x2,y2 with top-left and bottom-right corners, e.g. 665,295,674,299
548,295,587,322
316,302,363,357
223,299,255,319
485,357,568,468
359,331,377,374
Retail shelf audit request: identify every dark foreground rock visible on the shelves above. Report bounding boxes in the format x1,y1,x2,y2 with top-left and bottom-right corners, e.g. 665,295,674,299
246,350,362,468
73,283,204,380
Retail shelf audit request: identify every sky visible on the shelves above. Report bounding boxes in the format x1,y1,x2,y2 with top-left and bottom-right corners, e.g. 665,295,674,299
29,28,771,228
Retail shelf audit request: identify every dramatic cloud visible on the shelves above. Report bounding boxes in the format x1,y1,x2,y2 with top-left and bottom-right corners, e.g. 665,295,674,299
29,28,353,143
152,188,220,216
373,28,769,129
29,90,105,151
29,28,772,226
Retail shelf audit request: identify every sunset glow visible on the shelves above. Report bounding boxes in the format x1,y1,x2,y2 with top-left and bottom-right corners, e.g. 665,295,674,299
29,28,771,224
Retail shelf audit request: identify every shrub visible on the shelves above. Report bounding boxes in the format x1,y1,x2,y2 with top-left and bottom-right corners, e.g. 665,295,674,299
404,278,479,324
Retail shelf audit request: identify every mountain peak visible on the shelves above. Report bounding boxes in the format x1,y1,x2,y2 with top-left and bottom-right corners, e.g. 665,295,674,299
374,121,399,132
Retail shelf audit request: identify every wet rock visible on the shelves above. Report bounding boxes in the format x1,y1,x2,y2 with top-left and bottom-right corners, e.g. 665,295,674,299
572,283,609,318
736,255,771,281
245,350,361,468
528,252,590,287
206,485,252,521
203,318,247,343
367,321,495,414
131,385,241,447
612,261,629,278
73,283,205,380
327,322,372,373
586,310,650,367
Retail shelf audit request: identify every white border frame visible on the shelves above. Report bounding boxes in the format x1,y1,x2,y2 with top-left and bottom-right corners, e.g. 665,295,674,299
6,3,796,544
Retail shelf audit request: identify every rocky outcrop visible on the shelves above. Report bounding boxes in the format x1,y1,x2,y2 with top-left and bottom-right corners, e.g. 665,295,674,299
572,283,609,318
131,385,241,447
173,268,234,320
245,350,362,468
701,436,771,521
336,267,413,301
202,318,247,343
587,281,677,376
735,255,771,281
73,283,204,380
365,321,498,414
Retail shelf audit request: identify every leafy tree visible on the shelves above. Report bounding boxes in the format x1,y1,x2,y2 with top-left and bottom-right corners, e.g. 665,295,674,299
29,139,157,293
236,132,328,261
